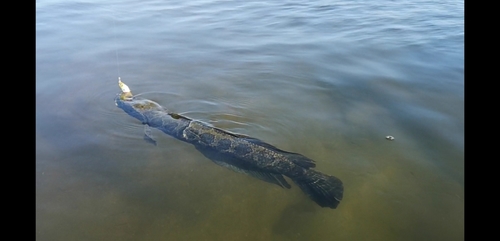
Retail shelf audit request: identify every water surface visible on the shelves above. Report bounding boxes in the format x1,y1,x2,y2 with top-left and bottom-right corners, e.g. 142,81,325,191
36,0,464,240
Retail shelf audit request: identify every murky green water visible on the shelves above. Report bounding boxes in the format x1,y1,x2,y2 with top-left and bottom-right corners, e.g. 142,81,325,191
36,0,463,240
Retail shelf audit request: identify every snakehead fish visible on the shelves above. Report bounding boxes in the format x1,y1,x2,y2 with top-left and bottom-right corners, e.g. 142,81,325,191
115,80,343,208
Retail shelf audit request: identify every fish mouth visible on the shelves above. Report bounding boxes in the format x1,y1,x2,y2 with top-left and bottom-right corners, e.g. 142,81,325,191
114,93,134,108
118,92,134,101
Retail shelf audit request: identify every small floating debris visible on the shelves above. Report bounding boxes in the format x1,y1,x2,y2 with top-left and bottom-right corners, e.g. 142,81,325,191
385,135,395,141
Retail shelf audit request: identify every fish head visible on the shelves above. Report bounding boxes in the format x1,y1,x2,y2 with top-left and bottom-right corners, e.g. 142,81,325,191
115,80,166,123
115,94,164,123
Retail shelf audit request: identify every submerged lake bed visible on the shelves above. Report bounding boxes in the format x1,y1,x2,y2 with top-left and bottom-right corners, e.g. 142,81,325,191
36,0,463,240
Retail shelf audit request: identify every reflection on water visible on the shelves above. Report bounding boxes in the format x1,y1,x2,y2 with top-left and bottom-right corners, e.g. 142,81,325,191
36,0,463,240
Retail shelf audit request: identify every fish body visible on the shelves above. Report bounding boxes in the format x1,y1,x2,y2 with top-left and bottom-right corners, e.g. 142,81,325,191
115,84,343,208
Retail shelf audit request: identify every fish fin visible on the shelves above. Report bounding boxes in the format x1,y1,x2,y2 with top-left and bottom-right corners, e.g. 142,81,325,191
216,161,291,189
271,174,292,189
208,126,250,138
143,125,157,146
243,138,316,169
202,125,316,169
292,170,343,208
195,146,291,188
168,112,192,121
203,125,266,141
283,153,316,169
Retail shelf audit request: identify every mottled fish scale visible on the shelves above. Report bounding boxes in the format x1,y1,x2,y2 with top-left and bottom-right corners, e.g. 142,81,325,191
182,121,306,176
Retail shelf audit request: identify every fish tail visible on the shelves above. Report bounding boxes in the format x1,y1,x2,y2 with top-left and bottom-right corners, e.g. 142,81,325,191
292,169,343,208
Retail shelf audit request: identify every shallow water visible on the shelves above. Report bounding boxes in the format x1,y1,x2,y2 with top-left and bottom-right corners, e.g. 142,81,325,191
36,0,463,240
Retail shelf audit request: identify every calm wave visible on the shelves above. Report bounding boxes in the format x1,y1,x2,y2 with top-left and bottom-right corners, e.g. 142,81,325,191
37,0,463,240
